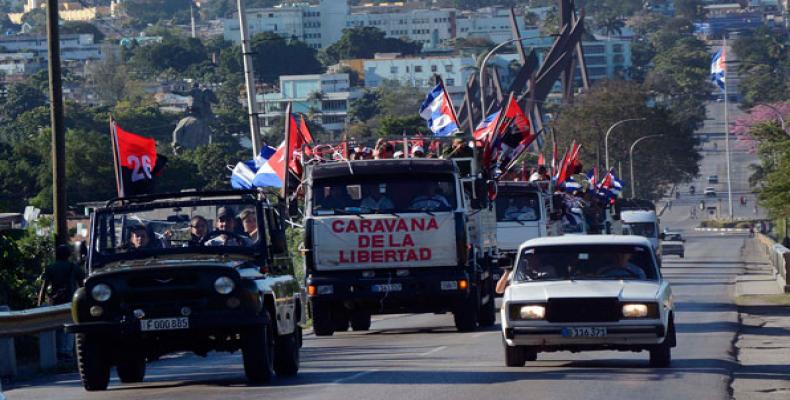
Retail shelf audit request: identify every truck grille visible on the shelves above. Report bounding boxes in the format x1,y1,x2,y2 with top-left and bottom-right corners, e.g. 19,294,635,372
546,297,620,323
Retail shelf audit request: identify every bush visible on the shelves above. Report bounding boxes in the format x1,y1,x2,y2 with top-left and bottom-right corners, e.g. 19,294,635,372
0,223,54,310
700,220,755,229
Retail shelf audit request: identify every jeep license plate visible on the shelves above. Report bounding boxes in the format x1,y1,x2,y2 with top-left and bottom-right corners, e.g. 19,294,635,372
371,283,402,293
140,317,190,332
561,327,607,338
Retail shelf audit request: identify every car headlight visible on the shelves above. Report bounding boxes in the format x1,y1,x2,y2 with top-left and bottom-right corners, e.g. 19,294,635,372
214,276,236,295
519,305,546,320
622,303,649,318
90,283,112,302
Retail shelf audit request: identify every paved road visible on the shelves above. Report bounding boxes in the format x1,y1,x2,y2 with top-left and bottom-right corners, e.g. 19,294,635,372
7,103,755,400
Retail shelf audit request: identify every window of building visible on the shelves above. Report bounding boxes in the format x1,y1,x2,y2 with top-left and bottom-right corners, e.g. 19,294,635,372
613,54,624,64
415,65,423,73
445,65,453,73
431,65,437,72
390,66,398,74
446,78,455,86
588,66,607,76
406,66,410,73
585,55,606,65
613,44,623,53
586,45,605,54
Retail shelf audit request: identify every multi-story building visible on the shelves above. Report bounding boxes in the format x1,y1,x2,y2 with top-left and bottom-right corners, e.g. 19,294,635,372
456,6,528,43
0,53,42,81
345,4,455,49
0,34,104,61
258,73,360,135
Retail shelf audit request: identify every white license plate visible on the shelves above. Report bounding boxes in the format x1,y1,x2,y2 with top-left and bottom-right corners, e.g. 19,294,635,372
440,280,458,290
371,283,402,293
140,317,190,332
561,327,607,338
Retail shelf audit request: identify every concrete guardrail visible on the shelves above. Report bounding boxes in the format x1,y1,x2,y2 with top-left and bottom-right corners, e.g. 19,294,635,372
0,303,72,378
754,233,790,293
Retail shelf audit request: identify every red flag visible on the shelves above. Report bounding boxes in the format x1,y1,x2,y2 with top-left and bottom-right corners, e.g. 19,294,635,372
537,153,545,166
111,119,158,197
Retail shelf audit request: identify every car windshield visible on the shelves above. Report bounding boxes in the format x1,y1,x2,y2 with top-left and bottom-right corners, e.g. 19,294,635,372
311,174,457,214
625,222,656,237
93,200,265,262
664,233,682,241
495,191,540,222
513,244,658,282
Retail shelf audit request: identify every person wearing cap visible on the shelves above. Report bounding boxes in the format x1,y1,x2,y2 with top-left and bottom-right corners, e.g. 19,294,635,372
411,145,425,158
239,208,259,243
205,207,252,246
393,150,404,159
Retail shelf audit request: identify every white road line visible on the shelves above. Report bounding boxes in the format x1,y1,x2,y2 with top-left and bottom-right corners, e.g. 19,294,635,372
331,368,380,385
418,345,447,356
472,331,492,338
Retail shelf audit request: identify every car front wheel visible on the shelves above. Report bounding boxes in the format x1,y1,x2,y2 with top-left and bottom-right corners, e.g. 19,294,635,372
503,337,525,367
649,320,675,367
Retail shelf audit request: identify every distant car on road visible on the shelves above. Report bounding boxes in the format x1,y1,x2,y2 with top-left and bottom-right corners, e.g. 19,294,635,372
500,235,676,368
704,187,717,197
660,232,685,258
707,175,719,184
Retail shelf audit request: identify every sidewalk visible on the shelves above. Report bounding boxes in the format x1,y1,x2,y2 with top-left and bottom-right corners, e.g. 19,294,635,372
731,238,790,400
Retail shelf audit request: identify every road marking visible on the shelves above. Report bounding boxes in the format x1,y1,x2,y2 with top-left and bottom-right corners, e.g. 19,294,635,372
472,331,491,338
418,345,447,356
331,368,380,385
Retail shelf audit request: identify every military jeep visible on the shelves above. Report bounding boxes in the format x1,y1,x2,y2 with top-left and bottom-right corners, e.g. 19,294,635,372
66,191,305,391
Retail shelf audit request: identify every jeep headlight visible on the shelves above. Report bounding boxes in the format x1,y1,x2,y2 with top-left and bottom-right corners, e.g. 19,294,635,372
214,276,235,295
91,283,112,302
519,305,546,320
622,303,649,318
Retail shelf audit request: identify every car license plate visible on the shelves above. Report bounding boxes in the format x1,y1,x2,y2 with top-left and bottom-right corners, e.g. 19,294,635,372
140,317,189,332
371,283,402,293
561,327,607,338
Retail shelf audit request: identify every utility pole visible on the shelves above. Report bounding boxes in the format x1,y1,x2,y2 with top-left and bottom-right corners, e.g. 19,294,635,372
723,36,734,221
237,0,261,157
190,2,197,39
46,0,67,246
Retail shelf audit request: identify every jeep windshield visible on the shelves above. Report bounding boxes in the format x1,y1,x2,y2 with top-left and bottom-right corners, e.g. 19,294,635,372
513,244,658,282
495,191,541,222
92,200,266,265
311,174,457,215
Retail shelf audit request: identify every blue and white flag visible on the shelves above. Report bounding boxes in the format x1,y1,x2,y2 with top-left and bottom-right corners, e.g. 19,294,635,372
419,82,460,137
230,144,283,189
710,46,726,91
562,177,582,193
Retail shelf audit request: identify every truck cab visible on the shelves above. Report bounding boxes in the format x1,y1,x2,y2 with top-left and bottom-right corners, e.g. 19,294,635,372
302,158,497,334
621,209,660,252
495,181,560,268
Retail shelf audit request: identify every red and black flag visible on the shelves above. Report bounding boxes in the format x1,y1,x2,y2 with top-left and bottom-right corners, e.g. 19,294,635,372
110,119,162,197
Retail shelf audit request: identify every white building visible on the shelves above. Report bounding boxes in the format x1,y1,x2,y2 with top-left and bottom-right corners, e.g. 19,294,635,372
456,6,528,43
0,34,104,61
345,5,455,50
258,73,360,135
0,52,42,79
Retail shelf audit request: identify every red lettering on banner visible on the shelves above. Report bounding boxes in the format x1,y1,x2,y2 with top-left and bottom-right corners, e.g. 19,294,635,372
358,236,370,247
332,220,344,233
339,251,350,263
420,248,431,260
372,220,385,233
385,219,397,232
397,219,408,231
427,218,438,230
360,219,372,233
371,251,383,263
385,250,396,262
359,251,369,263
402,234,414,247
347,221,358,233
411,218,425,231
372,235,384,247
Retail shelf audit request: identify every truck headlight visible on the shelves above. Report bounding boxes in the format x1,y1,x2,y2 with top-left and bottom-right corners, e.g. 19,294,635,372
519,305,546,320
90,284,112,302
622,303,649,318
214,276,235,295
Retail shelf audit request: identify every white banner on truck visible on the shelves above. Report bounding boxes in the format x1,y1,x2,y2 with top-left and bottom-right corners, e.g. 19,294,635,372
313,213,457,270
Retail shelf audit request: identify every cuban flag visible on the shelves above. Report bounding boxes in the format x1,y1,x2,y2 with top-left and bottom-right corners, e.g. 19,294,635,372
710,46,726,91
419,82,460,137
230,145,282,189
253,144,284,188
599,168,623,198
473,110,501,141
562,177,582,193
586,168,598,188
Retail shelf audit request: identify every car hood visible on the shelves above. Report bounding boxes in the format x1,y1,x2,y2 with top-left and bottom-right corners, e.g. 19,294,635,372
93,256,249,276
506,280,660,302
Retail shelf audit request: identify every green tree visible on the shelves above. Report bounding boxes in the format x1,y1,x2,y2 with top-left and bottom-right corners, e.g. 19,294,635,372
320,27,421,65
674,0,704,21
378,115,428,137
219,32,324,84
731,27,790,108
123,0,192,29
0,81,46,122
129,35,210,76
348,89,381,123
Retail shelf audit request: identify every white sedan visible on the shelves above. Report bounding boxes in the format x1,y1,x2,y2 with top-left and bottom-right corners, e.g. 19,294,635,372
501,235,676,367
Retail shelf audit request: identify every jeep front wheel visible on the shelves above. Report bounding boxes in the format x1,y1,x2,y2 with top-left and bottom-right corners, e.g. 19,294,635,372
242,312,275,384
274,328,300,376
116,350,146,383
75,333,111,391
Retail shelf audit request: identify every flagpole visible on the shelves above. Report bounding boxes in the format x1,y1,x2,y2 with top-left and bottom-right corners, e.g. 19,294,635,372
237,0,262,157
723,36,733,221
282,102,292,211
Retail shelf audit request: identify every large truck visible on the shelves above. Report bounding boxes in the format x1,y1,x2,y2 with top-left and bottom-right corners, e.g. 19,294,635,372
494,181,562,269
302,158,498,335
618,199,660,256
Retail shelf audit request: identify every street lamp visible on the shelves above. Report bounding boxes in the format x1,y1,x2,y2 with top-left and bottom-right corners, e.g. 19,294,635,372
479,34,559,117
629,134,664,198
605,118,646,171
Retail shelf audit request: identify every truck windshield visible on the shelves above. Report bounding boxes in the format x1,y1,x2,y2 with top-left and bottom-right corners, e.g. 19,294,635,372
513,244,658,282
312,174,457,214
94,201,264,259
495,191,540,222
626,222,656,238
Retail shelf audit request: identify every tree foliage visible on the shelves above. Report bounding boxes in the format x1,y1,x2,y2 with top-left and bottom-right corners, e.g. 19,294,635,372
123,0,192,29
0,225,53,310
61,21,105,42
219,32,324,84
129,35,210,76
731,27,790,108
320,27,421,65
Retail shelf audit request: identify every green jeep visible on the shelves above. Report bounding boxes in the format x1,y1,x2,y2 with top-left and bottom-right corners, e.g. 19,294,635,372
66,191,305,391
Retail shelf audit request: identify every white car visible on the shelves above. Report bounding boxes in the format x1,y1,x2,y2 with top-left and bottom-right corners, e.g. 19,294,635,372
704,187,717,197
501,235,676,367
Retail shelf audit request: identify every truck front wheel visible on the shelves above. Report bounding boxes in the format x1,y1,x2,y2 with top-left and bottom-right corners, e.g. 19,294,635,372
311,301,335,337
350,310,371,331
453,295,479,332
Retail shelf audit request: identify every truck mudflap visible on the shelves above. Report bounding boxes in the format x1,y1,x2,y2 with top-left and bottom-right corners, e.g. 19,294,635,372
306,268,474,314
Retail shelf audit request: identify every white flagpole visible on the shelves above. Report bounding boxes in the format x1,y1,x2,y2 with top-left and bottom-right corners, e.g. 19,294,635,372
723,37,733,221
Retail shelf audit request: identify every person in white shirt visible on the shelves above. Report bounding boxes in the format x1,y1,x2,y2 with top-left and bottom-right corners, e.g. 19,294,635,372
410,183,451,210
504,198,537,221
360,185,394,212
205,207,252,247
